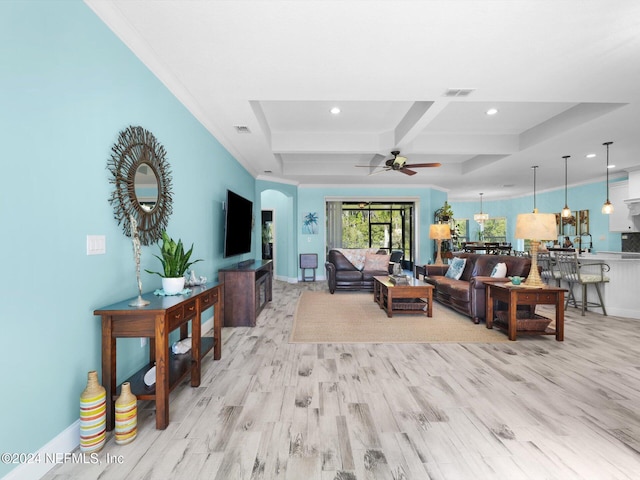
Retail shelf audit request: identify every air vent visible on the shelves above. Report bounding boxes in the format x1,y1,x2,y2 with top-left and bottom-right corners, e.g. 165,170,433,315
444,88,475,97
234,125,251,133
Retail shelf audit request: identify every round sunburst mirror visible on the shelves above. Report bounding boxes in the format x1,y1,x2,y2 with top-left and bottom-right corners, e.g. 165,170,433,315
107,126,173,245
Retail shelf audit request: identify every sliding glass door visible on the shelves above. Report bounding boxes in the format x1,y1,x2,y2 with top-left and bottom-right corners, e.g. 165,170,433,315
326,201,415,268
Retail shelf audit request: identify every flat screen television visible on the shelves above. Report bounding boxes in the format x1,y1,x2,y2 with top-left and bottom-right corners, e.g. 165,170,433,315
223,189,253,257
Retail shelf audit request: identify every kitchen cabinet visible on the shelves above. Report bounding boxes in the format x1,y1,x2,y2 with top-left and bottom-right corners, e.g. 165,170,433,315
609,181,640,232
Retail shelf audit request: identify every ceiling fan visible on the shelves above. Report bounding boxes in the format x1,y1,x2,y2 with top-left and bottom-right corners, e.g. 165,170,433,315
356,151,441,176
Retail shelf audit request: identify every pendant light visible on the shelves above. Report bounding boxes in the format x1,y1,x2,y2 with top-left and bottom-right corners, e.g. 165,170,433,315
473,193,489,224
561,155,572,218
602,141,614,214
531,166,538,213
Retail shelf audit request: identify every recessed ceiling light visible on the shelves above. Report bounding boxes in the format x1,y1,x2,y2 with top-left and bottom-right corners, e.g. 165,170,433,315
608,164,616,169
486,108,498,116
330,107,341,115
586,153,596,158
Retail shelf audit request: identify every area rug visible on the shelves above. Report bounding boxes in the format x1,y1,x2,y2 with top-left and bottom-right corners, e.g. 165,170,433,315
290,291,509,343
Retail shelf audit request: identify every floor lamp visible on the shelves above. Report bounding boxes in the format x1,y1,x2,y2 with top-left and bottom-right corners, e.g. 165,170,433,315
515,213,558,287
430,224,451,266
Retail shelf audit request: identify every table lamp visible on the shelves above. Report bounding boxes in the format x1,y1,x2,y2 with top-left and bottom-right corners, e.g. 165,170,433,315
515,212,558,287
430,223,451,266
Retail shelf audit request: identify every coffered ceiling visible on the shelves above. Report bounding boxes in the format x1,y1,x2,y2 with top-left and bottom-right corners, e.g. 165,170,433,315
86,0,640,200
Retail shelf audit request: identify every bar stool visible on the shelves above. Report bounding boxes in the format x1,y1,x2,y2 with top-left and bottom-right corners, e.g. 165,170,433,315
538,252,561,287
555,252,609,315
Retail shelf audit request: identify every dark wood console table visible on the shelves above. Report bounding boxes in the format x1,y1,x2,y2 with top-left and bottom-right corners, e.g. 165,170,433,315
94,282,223,430
219,259,272,327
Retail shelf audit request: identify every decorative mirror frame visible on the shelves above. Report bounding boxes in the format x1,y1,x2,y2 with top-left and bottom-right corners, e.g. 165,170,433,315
107,126,173,245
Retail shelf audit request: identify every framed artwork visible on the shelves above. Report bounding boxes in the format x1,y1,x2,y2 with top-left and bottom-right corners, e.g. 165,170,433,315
578,209,589,235
561,211,578,237
302,212,319,234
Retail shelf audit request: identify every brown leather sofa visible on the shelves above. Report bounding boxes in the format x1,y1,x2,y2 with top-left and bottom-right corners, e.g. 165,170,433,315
325,249,389,293
423,252,534,324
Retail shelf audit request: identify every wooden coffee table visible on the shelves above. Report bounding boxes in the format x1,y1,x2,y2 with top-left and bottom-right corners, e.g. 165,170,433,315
373,276,434,318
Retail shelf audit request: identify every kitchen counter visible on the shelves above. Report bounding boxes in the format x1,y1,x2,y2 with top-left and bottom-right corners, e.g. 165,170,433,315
583,251,640,260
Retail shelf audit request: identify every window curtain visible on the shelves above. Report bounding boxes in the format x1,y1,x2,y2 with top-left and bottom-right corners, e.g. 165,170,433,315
326,201,343,251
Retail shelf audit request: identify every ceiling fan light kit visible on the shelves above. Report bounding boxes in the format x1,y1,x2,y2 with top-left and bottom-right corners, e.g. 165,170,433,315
355,150,441,176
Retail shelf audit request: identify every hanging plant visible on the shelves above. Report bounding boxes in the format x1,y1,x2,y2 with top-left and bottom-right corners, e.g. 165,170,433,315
435,201,454,222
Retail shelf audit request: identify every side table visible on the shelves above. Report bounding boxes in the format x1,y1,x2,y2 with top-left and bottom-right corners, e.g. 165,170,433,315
485,281,565,341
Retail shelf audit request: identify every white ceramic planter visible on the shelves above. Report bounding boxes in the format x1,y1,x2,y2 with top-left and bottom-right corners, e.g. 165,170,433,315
162,277,185,295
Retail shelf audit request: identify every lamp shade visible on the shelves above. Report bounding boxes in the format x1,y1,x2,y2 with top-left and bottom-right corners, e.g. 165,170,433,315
473,212,489,223
429,223,451,240
515,213,557,241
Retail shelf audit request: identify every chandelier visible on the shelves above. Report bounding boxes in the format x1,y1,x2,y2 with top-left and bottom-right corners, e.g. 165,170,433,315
473,193,489,225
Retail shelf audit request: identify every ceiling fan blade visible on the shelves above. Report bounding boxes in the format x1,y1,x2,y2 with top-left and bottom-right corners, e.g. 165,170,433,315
400,168,418,176
368,167,391,176
403,162,442,168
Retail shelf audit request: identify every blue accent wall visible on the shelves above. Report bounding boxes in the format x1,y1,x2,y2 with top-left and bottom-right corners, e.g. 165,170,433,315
450,181,622,252
1,2,254,477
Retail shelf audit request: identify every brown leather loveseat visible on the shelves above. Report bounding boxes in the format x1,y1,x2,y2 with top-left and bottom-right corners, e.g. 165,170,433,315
423,252,534,324
325,248,390,293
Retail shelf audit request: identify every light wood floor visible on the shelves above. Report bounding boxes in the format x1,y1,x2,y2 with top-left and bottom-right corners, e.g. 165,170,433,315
44,280,640,480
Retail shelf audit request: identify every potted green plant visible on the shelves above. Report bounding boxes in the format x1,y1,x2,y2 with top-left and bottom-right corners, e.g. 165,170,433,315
146,231,202,294
435,201,454,222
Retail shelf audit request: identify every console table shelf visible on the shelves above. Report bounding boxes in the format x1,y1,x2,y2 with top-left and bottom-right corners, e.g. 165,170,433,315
114,336,215,400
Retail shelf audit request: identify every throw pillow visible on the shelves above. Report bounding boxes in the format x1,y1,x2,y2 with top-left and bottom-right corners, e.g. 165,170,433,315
445,258,466,280
363,252,390,271
490,262,507,278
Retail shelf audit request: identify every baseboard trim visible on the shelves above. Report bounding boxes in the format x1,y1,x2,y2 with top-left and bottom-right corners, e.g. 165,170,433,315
3,420,80,480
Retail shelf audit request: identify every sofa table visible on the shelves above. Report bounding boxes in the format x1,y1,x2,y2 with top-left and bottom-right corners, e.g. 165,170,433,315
485,281,565,341
94,282,223,430
373,276,433,317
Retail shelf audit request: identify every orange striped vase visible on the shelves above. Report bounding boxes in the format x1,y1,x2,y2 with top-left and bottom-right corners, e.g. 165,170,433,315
79,370,106,453
115,382,137,445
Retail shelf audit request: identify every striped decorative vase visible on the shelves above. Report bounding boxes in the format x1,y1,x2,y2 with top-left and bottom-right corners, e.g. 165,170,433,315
79,370,106,453
115,382,137,445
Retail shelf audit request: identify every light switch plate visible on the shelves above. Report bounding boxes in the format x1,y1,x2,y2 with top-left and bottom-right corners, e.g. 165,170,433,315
87,235,106,255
